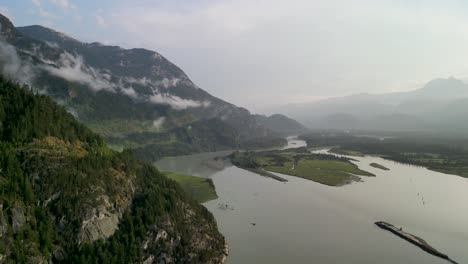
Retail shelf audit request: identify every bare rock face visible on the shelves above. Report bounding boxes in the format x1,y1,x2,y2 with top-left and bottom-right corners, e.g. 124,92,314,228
11,203,25,233
0,205,8,238
75,168,136,244
139,202,228,264
78,191,133,243
27,256,48,264
143,255,155,264
0,14,18,41
78,204,120,243
52,247,67,261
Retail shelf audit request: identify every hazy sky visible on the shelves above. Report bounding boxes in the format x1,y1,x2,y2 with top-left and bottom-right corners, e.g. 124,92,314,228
2,0,468,112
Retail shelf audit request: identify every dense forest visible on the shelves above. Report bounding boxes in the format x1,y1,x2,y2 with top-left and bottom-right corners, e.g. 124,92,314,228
300,131,468,178
126,121,287,162
0,78,226,263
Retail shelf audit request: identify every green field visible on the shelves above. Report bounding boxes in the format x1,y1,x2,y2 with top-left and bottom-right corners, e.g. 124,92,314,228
262,157,374,186
230,149,374,186
164,171,218,203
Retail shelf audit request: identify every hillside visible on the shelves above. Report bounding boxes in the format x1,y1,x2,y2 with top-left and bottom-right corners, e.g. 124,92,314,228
0,13,297,160
254,114,307,136
0,78,227,263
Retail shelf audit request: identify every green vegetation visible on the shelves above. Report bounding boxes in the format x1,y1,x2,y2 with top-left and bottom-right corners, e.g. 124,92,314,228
39,70,287,163
0,78,225,263
164,171,218,203
127,118,240,162
228,151,287,182
300,131,468,178
126,123,288,162
330,148,364,157
240,136,287,150
86,119,165,138
370,163,390,171
230,148,374,186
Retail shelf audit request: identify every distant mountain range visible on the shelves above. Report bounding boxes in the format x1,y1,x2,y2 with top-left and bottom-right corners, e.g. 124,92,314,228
277,77,468,134
0,13,306,158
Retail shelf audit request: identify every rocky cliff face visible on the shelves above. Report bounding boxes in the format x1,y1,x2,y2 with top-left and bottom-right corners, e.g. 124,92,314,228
0,14,18,41
77,192,133,244
141,203,229,264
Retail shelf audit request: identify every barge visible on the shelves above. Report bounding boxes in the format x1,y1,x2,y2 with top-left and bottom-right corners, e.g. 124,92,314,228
375,221,458,264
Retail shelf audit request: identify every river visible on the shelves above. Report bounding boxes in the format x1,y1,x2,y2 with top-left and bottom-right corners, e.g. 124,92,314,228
155,137,468,264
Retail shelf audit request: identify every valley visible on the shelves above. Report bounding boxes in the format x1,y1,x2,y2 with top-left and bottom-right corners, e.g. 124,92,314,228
0,3,468,264
156,137,468,264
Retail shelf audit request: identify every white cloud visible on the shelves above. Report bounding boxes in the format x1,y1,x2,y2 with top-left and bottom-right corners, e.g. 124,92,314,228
31,0,41,7
38,8,58,19
42,52,114,91
0,39,35,85
44,41,59,48
149,93,207,110
40,51,207,110
49,0,69,10
152,117,165,131
120,86,137,98
124,76,183,91
95,14,107,28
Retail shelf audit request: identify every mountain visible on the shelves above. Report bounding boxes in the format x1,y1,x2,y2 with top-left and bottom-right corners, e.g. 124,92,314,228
0,78,227,263
410,77,468,98
254,114,308,136
0,13,296,160
276,77,468,133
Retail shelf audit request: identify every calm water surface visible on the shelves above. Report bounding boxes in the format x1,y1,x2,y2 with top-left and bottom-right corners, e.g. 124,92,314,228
156,138,468,264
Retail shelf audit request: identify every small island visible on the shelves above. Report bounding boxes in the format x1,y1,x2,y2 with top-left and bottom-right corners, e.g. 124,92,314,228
375,221,458,263
370,163,390,171
229,147,374,186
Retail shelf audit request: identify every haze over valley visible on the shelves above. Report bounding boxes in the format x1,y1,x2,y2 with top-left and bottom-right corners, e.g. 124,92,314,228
0,1,467,263
273,77,468,134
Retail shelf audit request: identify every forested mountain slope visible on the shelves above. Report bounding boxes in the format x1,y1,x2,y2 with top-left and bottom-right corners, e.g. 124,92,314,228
0,78,227,263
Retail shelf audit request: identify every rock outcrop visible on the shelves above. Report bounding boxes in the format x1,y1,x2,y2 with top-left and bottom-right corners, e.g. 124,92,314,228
78,177,135,244
11,203,25,233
